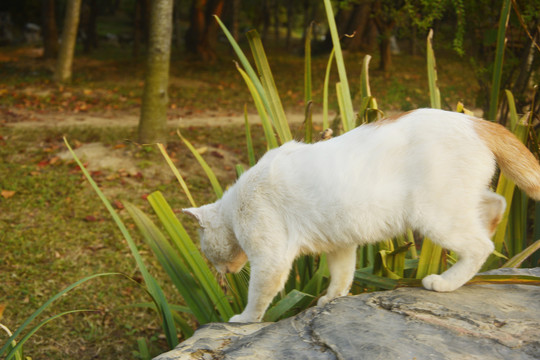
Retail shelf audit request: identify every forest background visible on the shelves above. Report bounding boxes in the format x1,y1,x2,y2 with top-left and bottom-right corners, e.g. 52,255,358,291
0,0,539,359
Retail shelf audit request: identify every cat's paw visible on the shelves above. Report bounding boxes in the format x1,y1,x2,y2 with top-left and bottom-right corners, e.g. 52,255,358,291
229,313,257,323
317,295,333,307
422,274,458,292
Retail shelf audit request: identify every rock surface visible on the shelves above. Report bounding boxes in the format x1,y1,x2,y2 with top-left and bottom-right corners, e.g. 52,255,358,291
155,268,540,360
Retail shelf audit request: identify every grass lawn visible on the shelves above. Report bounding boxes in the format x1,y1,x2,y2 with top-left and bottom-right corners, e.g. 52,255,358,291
0,42,480,359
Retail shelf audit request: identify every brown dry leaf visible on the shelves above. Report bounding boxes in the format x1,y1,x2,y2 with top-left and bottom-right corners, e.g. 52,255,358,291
0,303,5,319
49,156,60,165
113,200,124,210
1,190,15,199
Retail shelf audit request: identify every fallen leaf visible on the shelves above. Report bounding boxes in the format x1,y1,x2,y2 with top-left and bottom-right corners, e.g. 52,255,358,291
1,190,15,199
211,151,224,159
0,303,5,319
49,156,60,165
37,159,50,167
84,215,98,222
113,200,124,210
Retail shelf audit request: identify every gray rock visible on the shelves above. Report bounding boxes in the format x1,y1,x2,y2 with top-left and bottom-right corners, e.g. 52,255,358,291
155,269,540,360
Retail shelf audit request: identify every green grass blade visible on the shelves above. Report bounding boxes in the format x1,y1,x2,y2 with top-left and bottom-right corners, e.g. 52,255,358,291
63,138,178,347
5,310,95,360
213,16,269,115
322,49,335,130
177,130,223,199
304,22,313,106
502,239,540,268
508,189,527,258
122,302,194,338
243,104,256,166
323,0,354,130
359,55,379,124
246,30,292,144
304,101,313,143
354,269,399,290
157,143,197,208
397,274,540,288
336,82,350,132
146,192,235,320
264,290,313,322
304,23,313,143
300,255,329,296
488,0,511,120
236,63,278,149
135,338,150,360
235,164,245,178
427,29,441,109
506,90,519,130
416,237,445,279
0,273,123,357
124,201,220,323
466,274,540,286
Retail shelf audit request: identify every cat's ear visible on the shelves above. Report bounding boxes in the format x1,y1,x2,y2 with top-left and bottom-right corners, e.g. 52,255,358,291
183,207,204,226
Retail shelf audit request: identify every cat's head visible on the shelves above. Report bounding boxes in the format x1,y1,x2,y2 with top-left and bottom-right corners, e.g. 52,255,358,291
183,202,248,274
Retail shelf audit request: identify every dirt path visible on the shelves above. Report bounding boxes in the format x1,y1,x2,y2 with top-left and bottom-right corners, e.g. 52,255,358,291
5,108,326,183
4,108,318,128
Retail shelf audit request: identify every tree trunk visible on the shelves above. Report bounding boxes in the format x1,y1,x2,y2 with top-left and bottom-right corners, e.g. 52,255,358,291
286,0,292,49
273,0,280,40
138,0,174,144
263,0,271,41
42,0,59,59
343,2,372,51
185,0,225,61
372,0,395,72
173,0,183,48
81,0,98,54
54,0,82,84
378,31,392,72
133,0,150,58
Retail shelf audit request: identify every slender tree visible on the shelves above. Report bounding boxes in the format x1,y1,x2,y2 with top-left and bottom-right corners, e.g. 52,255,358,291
138,0,174,144
54,0,82,83
185,0,225,61
81,0,99,54
42,0,58,59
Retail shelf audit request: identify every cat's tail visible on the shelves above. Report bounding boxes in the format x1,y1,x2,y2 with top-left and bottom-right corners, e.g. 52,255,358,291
474,118,540,200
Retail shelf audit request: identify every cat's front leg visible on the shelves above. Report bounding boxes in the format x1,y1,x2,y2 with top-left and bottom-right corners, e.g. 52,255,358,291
317,246,357,306
229,261,292,322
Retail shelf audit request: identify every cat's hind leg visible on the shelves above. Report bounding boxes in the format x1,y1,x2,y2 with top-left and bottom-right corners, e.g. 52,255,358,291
317,245,357,306
479,190,506,236
423,191,505,292
422,217,494,292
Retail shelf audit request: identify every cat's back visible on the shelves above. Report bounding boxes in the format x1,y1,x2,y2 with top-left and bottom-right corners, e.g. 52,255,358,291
238,108,486,194
338,108,477,145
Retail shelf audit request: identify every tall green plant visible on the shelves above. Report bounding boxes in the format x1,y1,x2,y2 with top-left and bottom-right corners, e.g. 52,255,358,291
488,0,512,121
323,0,355,131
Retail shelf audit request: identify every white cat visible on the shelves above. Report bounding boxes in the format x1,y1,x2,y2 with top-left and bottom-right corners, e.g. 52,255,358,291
184,108,540,323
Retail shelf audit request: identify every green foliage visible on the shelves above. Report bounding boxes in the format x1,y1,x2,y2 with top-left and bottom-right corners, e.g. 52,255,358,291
0,273,128,360
488,0,512,121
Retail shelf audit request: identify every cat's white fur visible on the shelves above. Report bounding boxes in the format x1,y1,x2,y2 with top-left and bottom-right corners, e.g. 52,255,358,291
184,108,540,323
